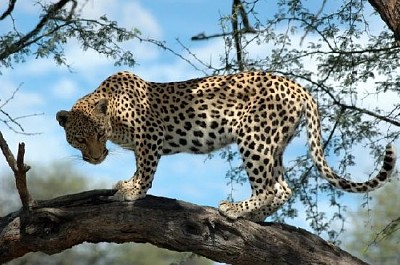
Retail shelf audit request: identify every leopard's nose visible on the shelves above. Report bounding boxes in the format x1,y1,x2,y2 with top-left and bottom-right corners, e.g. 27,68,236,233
94,149,108,160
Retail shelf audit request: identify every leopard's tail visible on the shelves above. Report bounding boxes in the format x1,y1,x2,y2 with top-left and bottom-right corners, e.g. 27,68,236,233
303,94,396,192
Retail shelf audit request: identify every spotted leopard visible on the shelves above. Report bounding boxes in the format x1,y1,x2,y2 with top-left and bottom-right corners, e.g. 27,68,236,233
56,71,396,222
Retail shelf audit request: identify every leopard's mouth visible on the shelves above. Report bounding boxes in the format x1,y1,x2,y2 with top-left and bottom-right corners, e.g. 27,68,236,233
82,149,109,165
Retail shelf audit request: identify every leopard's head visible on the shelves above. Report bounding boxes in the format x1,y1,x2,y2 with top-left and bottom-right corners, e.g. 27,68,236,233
56,98,109,164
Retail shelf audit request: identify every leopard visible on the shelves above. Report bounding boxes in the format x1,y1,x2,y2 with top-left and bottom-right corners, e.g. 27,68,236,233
56,71,396,222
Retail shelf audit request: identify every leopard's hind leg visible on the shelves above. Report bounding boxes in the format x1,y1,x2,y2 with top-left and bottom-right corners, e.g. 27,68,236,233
218,124,280,220
245,155,292,222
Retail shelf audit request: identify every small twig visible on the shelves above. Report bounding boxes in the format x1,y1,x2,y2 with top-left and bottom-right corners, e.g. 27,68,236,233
136,36,207,74
1,84,44,135
0,131,33,212
368,216,400,249
15,143,32,211
0,130,17,171
175,38,211,72
0,109,26,133
0,84,21,109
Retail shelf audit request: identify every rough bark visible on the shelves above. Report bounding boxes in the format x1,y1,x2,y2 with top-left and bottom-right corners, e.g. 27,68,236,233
0,190,368,265
368,0,400,41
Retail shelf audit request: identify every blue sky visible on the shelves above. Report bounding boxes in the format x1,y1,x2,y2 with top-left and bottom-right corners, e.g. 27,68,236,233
1,0,399,247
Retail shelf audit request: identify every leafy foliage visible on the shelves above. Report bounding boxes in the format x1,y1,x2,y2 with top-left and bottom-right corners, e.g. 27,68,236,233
345,178,400,264
193,0,400,243
0,1,139,70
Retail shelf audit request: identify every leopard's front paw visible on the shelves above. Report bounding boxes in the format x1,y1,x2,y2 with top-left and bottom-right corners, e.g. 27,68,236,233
218,201,243,220
112,180,146,201
113,190,145,201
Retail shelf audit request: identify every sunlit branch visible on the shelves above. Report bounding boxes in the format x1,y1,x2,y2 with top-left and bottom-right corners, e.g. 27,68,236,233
0,0,75,61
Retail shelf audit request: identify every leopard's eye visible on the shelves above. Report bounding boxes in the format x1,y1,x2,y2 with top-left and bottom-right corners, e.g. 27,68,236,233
76,137,86,144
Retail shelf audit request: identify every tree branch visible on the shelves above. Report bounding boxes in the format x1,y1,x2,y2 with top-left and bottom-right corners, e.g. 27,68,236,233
337,102,400,127
0,190,368,265
0,0,75,61
191,28,257,41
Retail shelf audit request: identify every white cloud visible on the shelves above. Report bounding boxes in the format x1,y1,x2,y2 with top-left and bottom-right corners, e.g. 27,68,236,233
51,78,79,99
81,0,162,38
134,38,226,82
16,1,50,16
63,43,113,71
136,60,199,82
17,1,162,39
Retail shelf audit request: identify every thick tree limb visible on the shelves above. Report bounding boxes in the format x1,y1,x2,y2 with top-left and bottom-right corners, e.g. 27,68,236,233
0,190,367,265
0,130,368,264
368,0,400,42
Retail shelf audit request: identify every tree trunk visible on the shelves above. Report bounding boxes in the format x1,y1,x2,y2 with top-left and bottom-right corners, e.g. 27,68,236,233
368,0,400,41
0,190,367,265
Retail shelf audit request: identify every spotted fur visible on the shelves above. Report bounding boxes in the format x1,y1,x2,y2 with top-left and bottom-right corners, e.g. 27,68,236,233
57,71,396,222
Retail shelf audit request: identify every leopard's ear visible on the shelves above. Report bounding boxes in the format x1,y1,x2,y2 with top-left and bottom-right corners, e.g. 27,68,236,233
95,98,108,116
56,110,70,127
